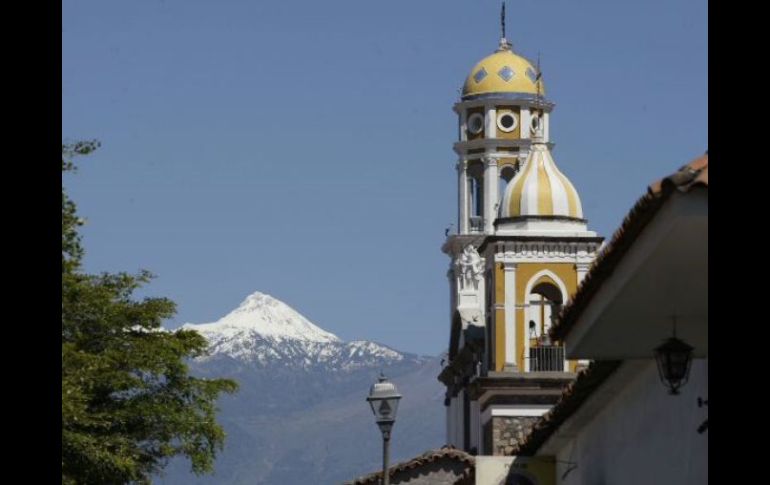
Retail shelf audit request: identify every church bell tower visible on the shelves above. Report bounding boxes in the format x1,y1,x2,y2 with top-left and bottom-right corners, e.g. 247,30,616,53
438,6,603,456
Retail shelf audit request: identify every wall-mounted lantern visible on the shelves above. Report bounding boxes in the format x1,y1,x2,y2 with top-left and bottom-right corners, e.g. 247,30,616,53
654,318,694,395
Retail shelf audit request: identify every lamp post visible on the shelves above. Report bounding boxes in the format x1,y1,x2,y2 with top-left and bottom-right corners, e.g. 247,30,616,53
367,373,402,485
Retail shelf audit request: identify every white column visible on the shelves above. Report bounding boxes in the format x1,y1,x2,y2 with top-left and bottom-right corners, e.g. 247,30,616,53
576,262,591,286
458,160,468,234
483,156,498,234
573,261,593,370
524,325,530,372
504,261,518,370
520,107,532,163
543,111,551,143
523,299,532,372
485,104,497,139
460,109,468,142
520,107,531,140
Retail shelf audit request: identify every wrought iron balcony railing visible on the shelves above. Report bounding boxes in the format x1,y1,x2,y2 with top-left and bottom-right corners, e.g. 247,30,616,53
529,345,566,372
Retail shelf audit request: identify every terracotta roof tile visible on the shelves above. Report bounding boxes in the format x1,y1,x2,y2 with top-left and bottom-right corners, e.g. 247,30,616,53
345,446,475,484
514,361,622,455
550,153,708,342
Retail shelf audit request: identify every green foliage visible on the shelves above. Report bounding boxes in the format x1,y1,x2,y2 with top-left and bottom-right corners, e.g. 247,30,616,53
62,140,99,274
62,142,238,484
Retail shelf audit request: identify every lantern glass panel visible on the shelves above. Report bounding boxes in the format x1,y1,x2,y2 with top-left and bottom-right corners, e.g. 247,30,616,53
655,336,694,395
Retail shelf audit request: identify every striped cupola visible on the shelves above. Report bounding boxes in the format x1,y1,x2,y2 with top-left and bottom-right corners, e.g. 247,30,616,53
500,139,583,220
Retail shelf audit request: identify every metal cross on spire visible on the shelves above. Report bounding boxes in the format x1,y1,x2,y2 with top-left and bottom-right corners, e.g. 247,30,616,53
497,2,512,51
501,2,506,40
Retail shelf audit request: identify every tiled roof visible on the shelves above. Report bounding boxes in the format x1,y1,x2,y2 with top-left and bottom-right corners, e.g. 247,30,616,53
549,153,708,342
345,446,475,484
515,154,708,456
514,360,622,455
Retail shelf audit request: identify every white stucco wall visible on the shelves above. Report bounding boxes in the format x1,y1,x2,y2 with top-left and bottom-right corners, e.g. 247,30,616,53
551,359,708,485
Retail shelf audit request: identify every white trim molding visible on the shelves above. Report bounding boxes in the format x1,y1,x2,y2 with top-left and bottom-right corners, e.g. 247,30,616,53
503,261,518,369
492,240,602,265
481,404,552,425
523,269,569,304
497,111,519,133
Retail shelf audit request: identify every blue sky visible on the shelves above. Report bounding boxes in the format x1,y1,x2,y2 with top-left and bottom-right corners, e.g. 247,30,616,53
62,0,707,356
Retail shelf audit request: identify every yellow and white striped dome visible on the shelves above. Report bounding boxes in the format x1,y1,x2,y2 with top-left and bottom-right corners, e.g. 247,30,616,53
501,142,583,219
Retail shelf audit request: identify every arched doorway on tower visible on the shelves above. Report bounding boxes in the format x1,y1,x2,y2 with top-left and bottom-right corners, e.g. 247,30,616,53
525,276,566,372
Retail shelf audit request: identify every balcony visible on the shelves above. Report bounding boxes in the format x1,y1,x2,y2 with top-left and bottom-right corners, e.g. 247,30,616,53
529,345,566,372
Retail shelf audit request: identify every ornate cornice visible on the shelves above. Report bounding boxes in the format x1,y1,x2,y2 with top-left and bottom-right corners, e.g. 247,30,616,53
482,155,499,167
467,372,575,401
484,239,603,264
454,138,556,155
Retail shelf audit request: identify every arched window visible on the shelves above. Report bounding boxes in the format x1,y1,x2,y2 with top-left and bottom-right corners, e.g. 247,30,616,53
470,177,483,217
524,273,568,372
498,164,517,206
526,281,563,343
466,161,484,231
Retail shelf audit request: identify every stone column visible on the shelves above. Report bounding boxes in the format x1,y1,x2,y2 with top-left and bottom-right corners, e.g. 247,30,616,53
484,104,497,139
459,108,468,142
575,261,592,371
576,262,591,285
483,156,499,234
520,107,531,140
458,160,468,234
503,261,518,371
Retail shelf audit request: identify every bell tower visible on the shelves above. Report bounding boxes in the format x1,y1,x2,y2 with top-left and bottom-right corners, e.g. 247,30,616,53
438,5,604,456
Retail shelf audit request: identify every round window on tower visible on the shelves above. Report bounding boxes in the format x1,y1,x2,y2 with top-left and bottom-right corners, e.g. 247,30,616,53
530,115,541,134
497,111,518,133
467,113,484,135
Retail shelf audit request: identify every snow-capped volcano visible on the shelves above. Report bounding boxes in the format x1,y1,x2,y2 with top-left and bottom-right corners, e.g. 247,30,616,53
182,291,407,369
184,291,340,343
159,291,443,485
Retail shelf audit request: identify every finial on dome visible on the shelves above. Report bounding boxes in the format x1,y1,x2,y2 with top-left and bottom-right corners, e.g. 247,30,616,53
498,2,512,51
501,2,506,39
536,51,543,97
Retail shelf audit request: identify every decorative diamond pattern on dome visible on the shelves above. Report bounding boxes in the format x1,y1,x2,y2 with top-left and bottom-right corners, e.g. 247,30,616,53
526,67,538,83
498,66,515,82
473,68,488,83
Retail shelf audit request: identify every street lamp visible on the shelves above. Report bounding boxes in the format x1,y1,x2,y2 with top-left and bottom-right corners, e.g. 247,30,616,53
654,319,694,395
367,373,402,485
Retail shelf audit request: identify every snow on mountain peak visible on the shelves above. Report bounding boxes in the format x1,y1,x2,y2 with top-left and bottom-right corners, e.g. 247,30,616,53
232,291,281,313
183,291,340,344
179,291,415,369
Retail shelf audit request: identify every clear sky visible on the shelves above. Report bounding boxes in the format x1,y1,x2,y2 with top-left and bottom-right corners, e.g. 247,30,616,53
63,0,707,356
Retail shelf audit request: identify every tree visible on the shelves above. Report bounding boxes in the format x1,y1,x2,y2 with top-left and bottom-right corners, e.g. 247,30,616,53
62,142,238,484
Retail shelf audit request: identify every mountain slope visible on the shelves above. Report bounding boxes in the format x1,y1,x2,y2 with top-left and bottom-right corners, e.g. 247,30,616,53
156,292,445,484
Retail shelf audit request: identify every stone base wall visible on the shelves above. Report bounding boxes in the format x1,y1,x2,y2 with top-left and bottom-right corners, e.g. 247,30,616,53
490,416,539,455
